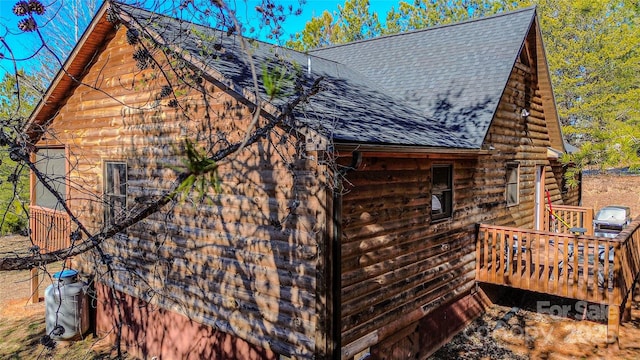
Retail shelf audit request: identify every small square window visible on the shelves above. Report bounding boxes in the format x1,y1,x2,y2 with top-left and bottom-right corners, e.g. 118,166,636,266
506,163,519,206
104,162,127,226
432,165,453,221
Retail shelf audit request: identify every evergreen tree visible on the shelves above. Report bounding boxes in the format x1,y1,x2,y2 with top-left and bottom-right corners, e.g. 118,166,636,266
0,71,43,233
289,0,640,171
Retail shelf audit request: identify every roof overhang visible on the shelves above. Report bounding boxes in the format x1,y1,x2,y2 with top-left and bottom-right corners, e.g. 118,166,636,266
334,142,490,158
23,1,114,143
547,147,563,160
533,14,565,152
23,1,281,144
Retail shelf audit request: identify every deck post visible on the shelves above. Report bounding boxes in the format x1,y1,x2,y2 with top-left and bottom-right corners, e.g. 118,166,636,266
29,267,40,303
606,305,620,346
623,297,632,322
623,281,636,321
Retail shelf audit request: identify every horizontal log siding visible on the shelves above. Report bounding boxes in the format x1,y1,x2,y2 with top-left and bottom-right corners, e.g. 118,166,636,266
340,53,571,355
340,157,478,353
39,26,324,358
551,160,581,206
481,59,565,228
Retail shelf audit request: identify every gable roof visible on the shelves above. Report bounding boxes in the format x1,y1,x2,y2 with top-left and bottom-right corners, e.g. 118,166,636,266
114,4,467,148
26,3,562,152
310,7,538,150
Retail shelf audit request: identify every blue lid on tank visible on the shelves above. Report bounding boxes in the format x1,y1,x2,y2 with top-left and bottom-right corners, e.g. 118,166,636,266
53,269,78,279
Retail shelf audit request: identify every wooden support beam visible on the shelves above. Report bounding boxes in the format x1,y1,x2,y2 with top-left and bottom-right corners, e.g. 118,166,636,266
623,281,635,322
607,305,620,346
29,267,40,304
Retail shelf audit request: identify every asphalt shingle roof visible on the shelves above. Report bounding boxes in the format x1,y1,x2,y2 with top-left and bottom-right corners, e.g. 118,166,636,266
310,7,537,149
117,4,536,149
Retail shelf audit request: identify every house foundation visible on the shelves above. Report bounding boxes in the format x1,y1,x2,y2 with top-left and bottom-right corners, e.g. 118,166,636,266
95,282,276,360
370,289,492,359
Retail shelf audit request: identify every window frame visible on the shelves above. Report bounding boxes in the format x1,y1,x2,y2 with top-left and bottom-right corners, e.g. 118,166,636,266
505,162,520,206
103,161,127,227
431,164,453,221
32,147,68,210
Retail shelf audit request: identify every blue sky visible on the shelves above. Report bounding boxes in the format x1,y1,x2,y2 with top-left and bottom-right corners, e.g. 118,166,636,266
0,0,399,81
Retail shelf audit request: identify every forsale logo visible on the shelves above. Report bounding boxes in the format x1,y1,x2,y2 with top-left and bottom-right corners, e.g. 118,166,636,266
537,300,608,321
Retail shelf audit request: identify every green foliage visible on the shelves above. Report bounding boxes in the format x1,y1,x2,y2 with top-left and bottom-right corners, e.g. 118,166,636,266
286,0,381,51
261,63,294,100
174,139,221,202
287,0,517,50
0,71,42,234
289,0,640,172
533,0,640,171
382,0,510,34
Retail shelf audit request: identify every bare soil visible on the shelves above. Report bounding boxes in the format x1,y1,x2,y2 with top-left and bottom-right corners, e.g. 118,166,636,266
582,173,640,217
0,236,117,359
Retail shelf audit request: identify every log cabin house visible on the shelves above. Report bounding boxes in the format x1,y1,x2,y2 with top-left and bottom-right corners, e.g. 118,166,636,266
25,1,640,359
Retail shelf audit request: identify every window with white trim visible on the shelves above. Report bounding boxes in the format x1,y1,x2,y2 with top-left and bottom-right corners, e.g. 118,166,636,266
104,161,127,226
506,162,520,206
432,165,453,221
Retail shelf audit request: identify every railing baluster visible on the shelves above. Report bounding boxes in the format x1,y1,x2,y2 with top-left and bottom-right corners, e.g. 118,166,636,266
534,232,541,292
571,236,580,298
506,230,514,284
593,237,600,302
30,206,71,254
542,234,549,293
476,226,482,280
482,226,489,281
582,239,589,298
491,227,498,284
552,234,559,294
524,231,530,289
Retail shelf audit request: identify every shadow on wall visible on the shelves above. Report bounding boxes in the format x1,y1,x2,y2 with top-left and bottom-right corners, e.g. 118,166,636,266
87,61,319,357
96,282,276,359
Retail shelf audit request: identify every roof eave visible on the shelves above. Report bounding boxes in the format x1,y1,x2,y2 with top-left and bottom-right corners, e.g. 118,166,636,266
533,14,565,152
334,142,491,158
23,1,113,143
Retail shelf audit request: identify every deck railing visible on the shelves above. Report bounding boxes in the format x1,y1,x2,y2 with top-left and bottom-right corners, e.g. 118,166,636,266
476,218,640,343
544,205,594,235
30,206,71,253
28,206,72,303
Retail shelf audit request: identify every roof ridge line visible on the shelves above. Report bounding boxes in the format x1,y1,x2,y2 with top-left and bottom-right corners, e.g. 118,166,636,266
309,5,537,53
112,2,345,63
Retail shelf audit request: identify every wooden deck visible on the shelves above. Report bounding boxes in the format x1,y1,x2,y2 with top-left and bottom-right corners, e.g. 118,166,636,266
28,206,71,304
30,206,71,253
476,208,640,344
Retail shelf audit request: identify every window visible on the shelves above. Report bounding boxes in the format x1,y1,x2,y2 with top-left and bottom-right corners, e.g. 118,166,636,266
34,148,66,209
432,165,452,220
506,163,519,206
104,162,127,226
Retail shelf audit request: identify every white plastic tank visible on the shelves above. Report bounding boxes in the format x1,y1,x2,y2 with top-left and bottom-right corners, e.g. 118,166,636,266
44,269,89,340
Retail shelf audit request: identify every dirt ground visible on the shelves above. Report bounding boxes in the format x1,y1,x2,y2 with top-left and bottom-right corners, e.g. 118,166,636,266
0,236,118,359
581,173,640,217
431,289,640,360
0,174,638,359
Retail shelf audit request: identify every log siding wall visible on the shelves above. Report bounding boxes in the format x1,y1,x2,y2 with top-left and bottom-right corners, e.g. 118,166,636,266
340,156,479,358
339,36,575,356
37,26,326,358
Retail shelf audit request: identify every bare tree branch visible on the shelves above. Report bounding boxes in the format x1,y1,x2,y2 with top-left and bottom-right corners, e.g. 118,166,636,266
0,75,323,271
